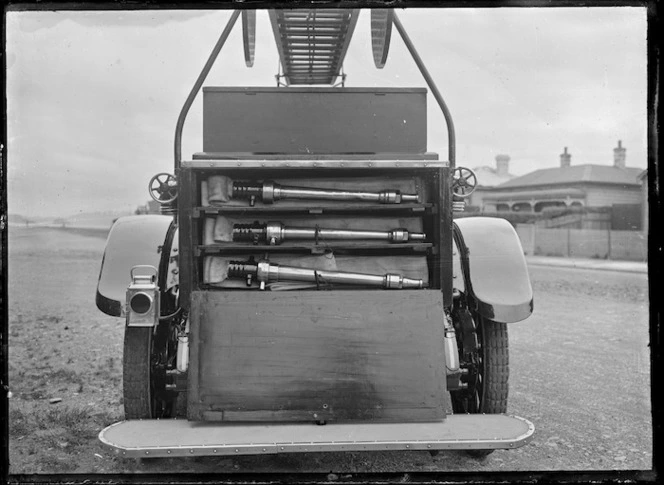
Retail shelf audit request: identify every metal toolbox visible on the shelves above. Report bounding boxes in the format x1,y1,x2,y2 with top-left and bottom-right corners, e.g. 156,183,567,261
202,88,428,154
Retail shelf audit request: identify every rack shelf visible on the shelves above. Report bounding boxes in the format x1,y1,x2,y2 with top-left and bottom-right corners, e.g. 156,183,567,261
193,204,434,217
196,242,434,256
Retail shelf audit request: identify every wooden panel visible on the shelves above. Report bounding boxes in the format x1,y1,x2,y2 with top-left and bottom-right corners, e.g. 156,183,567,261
440,167,453,306
177,168,196,307
203,87,427,154
189,290,445,422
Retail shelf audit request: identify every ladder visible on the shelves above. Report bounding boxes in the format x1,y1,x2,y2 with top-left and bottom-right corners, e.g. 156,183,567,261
269,9,360,85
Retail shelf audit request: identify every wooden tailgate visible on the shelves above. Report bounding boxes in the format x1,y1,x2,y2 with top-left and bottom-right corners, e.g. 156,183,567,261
188,289,446,423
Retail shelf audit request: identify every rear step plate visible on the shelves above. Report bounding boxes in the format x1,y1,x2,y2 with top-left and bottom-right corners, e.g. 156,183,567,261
100,415,534,458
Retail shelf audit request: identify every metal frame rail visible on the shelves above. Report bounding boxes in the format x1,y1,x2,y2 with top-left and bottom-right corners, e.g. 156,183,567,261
173,9,456,172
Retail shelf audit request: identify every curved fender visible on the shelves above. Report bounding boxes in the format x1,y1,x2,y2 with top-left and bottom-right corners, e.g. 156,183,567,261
96,215,174,317
453,217,533,323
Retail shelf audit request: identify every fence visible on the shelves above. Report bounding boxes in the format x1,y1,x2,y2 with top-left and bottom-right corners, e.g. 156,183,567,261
516,224,647,261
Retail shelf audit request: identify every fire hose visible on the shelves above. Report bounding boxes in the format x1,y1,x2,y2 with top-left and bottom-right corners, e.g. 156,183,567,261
231,180,419,205
228,259,426,290
232,221,426,245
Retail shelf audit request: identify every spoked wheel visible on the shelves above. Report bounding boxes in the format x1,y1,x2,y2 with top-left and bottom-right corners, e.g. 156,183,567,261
450,313,509,458
122,324,178,419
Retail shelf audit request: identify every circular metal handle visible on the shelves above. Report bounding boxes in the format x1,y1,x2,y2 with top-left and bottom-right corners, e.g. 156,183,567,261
149,173,178,204
452,167,477,198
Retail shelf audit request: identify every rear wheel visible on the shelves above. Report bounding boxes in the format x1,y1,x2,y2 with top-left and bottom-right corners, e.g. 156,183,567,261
451,313,509,457
122,324,178,419
122,327,153,419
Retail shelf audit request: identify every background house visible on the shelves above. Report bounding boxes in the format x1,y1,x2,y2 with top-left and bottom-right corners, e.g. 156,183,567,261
479,141,642,229
466,154,516,209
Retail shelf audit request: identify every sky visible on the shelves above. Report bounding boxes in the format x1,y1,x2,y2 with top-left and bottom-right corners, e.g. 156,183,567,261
5,6,648,218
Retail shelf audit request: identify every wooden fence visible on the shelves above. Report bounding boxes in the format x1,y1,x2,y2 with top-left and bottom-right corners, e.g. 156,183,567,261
516,224,647,261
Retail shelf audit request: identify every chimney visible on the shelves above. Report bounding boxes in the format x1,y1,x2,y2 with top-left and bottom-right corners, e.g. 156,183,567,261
560,147,571,168
495,154,510,177
614,140,626,169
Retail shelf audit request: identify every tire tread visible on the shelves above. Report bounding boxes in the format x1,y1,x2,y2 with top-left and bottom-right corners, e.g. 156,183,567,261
481,321,509,414
123,326,152,419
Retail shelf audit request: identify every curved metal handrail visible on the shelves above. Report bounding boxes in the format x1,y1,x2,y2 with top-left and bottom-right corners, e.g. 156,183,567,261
173,10,455,170
392,12,456,169
174,10,241,170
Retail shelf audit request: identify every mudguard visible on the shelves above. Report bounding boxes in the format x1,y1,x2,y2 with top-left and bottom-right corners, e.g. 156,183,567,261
453,217,533,323
96,215,174,317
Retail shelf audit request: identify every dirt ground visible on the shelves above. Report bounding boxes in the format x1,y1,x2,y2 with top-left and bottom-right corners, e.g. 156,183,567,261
6,226,652,476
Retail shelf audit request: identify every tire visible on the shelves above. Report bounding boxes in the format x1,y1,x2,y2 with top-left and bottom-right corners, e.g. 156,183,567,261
123,223,181,420
123,324,180,419
174,391,188,418
477,318,509,414
451,314,509,458
123,326,153,419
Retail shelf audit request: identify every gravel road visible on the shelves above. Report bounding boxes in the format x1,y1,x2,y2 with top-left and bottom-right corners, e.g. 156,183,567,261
6,226,652,475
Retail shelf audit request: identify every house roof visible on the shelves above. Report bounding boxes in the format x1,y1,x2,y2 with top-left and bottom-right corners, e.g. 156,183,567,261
495,164,643,190
471,165,515,187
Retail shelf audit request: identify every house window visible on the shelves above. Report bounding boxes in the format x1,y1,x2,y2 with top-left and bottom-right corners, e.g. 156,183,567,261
534,201,566,212
512,202,532,212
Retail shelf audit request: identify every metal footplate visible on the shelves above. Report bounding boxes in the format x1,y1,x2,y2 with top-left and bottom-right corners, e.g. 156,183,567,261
99,415,534,458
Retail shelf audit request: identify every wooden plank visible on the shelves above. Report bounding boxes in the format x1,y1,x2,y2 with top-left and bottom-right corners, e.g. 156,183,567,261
189,290,445,422
197,243,433,254
194,204,433,217
177,168,202,417
440,167,453,305
177,167,195,305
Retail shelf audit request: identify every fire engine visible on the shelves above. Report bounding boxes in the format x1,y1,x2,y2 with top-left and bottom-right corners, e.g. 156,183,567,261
96,8,534,458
